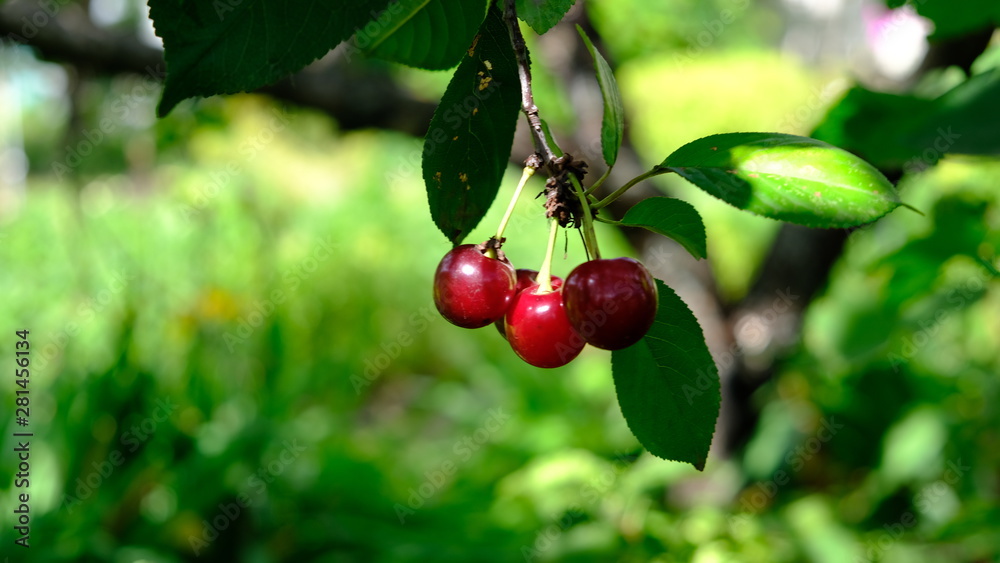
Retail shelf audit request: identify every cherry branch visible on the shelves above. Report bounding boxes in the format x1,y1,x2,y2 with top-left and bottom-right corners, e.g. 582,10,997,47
502,0,557,174
502,1,602,260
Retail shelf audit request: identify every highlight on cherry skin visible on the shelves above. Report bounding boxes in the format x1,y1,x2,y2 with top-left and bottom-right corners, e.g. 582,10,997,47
504,283,585,369
433,244,516,329
495,269,563,338
563,257,658,350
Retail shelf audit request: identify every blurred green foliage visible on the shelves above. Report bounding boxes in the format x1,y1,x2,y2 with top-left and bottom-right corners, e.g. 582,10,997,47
1,1,999,561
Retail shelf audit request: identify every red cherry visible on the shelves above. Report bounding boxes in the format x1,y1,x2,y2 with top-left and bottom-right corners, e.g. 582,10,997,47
433,244,516,328
505,284,584,368
495,269,563,338
563,257,658,350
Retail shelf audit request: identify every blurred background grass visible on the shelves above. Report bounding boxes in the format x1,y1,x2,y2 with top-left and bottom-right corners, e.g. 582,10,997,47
1,0,999,561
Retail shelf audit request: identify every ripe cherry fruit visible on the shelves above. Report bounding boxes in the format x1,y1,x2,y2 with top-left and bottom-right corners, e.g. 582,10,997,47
563,257,658,350
495,269,563,338
433,244,516,328
505,283,584,368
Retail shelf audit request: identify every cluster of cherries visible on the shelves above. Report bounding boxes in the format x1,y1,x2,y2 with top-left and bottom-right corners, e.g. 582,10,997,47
433,242,658,368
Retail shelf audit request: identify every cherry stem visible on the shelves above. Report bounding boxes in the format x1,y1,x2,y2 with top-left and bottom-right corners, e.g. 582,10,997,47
585,167,613,196
496,166,535,241
593,216,623,226
503,0,558,175
592,168,666,210
536,218,559,293
569,174,601,260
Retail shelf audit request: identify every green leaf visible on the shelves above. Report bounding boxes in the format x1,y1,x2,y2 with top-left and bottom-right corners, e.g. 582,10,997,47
658,132,901,228
540,119,565,157
810,87,932,170
149,0,394,116
619,197,707,260
577,25,624,167
812,70,1000,170
611,279,719,470
515,0,576,35
423,6,521,245
362,0,490,70
931,69,1000,157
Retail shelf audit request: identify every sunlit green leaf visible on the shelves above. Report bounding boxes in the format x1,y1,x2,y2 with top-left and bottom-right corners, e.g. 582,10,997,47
659,132,901,228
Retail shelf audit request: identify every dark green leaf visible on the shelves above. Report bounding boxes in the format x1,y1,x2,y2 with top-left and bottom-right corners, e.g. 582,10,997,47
611,279,719,470
577,25,624,167
659,132,900,228
515,0,576,35
910,69,1000,158
540,119,565,157
812,70,1000,170
619,197,707,260
149,0,394,116
423,6,521,244
363,0,489,70
810,87,932,170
